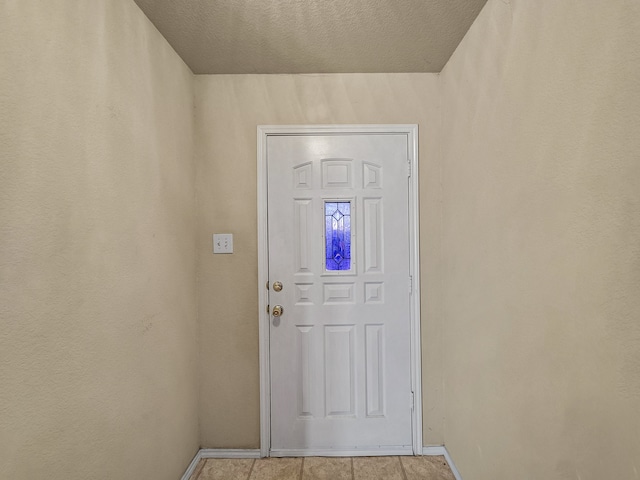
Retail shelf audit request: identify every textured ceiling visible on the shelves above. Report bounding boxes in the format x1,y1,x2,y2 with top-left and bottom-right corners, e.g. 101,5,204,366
133,0,488,74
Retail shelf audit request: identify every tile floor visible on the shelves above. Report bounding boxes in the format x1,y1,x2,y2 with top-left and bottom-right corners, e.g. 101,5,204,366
190,455,456,480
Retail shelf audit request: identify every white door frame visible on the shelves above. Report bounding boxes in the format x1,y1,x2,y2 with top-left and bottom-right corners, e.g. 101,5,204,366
257,124,422,457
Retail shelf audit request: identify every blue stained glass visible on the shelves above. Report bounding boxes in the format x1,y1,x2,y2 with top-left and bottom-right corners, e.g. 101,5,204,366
325,202,351,270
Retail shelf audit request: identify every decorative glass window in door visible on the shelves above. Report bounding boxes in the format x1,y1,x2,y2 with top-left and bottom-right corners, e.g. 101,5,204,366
325,201,351,271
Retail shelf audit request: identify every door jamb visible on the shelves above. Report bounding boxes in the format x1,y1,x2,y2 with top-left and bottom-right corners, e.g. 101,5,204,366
257,124,422,457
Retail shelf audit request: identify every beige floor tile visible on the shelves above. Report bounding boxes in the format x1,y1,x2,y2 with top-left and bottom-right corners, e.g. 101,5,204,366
401,455,456,480
197,458,255,480
352,456,404,480
250,457,302,480
302,457,352,480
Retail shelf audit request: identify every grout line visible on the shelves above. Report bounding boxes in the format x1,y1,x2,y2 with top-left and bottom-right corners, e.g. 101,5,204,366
350,457,355,480
299,457,305,480
246,458,256,480
398,456,409,480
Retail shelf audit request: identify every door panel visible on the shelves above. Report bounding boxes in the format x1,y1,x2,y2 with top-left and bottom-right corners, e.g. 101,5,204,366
267,133,412,452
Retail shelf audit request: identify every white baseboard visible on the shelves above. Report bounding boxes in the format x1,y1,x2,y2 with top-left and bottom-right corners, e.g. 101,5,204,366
180,450,203,480
180,449,261,480
442,448,463,480
422,445,446,456
200,449,261,459
422,446,463,480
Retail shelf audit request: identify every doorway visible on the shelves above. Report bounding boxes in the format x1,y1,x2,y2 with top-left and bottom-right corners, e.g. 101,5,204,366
257,125,422,456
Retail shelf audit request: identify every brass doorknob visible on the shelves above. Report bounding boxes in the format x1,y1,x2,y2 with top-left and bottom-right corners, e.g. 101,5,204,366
272,305,284,317
273,281,283,292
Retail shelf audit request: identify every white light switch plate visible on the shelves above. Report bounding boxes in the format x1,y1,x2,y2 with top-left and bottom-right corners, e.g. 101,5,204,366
213,233,233,254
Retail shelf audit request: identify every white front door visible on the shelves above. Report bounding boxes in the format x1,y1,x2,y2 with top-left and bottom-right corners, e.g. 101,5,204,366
265,129,417,455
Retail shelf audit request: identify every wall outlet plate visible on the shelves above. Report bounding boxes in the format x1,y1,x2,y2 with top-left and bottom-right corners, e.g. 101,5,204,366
213,233,233,254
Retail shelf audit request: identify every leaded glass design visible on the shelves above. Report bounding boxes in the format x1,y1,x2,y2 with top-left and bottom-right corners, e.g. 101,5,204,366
325,201,351,271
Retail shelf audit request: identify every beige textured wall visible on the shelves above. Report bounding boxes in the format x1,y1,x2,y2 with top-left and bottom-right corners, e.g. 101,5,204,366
195,73,443,447
440,1,640,478
0,2,198,479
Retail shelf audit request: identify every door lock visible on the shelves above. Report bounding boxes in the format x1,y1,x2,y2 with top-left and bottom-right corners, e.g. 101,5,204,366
273,281,283,292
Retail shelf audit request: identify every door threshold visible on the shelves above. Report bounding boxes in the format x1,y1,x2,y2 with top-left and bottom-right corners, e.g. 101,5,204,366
270,447,414,457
